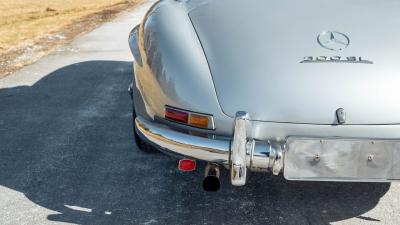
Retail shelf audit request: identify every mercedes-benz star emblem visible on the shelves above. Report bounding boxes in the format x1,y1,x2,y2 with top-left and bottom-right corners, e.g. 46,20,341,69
317,31,350,51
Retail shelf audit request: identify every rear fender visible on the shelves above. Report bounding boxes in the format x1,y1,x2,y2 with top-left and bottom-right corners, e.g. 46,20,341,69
133,0,233,135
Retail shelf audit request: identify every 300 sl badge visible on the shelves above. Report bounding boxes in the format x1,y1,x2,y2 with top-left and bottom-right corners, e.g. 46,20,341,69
301,31,374,64
301,56,373,64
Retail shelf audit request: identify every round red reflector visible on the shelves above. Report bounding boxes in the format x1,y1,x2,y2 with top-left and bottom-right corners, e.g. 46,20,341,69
178,159,196,171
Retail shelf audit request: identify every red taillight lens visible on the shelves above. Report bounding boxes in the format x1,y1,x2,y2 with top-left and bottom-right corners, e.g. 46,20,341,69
165,107,189,124
178,159,196,171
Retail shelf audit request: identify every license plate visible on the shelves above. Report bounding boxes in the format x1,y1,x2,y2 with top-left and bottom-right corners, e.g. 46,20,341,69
284,137,400,182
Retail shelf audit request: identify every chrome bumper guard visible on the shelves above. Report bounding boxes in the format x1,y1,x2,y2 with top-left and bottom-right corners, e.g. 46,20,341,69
230,112,283,186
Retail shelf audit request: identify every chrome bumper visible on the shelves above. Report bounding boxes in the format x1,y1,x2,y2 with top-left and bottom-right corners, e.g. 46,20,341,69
136,114,400,185
135,114,284,186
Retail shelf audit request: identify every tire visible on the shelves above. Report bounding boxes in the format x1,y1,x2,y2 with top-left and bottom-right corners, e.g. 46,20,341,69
131,87,156,153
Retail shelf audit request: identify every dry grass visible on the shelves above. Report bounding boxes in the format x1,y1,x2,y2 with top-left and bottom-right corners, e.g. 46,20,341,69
0,0,144,77
0,0,139,50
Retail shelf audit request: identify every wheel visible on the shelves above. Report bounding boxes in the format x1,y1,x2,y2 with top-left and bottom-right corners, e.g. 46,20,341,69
130,84,156,153
132,103,156,152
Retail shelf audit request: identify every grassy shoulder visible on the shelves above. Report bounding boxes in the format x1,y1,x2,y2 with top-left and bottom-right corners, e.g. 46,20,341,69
0,0,144,77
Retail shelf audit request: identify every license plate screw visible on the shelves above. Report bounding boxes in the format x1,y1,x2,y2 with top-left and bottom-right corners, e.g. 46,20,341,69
314,154,321,162
367,155,374,162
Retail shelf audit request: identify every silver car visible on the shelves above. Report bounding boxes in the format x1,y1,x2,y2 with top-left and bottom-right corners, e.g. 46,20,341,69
128,0,400,191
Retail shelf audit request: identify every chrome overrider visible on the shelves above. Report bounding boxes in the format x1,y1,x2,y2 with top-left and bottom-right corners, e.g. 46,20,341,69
135,111,284,186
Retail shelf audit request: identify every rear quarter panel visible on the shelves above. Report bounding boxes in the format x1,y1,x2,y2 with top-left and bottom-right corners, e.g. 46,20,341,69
133,0,233,135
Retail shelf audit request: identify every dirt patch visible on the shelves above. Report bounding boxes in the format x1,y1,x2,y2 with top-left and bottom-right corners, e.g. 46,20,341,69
0,0,144,78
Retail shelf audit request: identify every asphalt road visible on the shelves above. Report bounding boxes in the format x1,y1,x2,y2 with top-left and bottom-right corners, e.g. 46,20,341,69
0,1,400,225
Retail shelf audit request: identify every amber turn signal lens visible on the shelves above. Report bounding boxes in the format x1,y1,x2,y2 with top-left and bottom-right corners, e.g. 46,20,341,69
165,108,189,123
189,114,209,129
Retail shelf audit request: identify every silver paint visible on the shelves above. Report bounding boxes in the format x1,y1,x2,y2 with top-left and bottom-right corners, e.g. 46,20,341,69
188,0,400,124
128,25,143,66
129,0,400,182
131,0,400,132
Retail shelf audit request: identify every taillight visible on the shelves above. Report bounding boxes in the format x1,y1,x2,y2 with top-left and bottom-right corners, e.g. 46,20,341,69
164,106,215,130
165,107,189,123
189,114,209,129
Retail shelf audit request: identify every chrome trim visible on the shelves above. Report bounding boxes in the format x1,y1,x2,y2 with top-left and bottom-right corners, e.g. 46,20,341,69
272,143,284,175
247,140,255,169
336,108,347,124
262,141,284,175
251,141,270,172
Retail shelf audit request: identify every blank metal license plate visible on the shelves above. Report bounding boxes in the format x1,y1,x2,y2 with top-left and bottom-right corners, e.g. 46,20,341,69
284,137,400,182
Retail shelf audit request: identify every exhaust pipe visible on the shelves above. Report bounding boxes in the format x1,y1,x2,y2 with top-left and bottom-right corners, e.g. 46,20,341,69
203,163,220,192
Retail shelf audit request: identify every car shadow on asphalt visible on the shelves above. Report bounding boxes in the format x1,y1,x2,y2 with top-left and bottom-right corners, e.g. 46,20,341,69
0,61,390,225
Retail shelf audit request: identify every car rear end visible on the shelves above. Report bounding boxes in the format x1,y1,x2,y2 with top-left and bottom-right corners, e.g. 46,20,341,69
130,0,400,188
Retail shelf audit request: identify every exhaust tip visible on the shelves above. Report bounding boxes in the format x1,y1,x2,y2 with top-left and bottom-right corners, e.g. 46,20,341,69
203,176,220,192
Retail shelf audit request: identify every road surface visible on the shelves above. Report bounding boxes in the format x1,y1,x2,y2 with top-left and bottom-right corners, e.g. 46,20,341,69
0,1,399,224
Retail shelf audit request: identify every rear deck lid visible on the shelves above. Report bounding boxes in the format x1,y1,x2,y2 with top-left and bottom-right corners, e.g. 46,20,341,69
189,0,400,124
